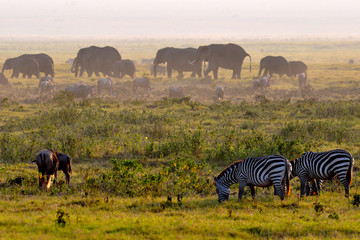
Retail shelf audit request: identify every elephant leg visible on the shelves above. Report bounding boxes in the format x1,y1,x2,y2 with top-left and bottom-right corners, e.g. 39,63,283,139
167,67,172,78
80,67,85,77
213,67,219,80
263,68,269,77
231,70,236,79
238,67,242,79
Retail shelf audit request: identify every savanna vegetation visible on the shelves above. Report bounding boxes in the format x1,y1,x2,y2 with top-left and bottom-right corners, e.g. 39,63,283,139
0,38,360,239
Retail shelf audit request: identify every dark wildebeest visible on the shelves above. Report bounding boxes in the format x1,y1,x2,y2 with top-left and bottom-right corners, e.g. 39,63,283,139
133,77,151,97
33,149,59,190
56,152,72,186
169,86,184,98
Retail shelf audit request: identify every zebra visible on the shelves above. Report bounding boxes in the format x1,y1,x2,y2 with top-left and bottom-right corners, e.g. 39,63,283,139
290,149,354,198
214,155,291,202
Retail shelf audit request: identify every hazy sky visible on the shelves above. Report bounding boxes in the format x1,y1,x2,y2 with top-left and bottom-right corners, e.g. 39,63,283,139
0,0,359,38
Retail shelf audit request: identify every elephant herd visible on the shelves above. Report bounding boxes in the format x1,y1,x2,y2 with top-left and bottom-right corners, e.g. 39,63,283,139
1,43,308,90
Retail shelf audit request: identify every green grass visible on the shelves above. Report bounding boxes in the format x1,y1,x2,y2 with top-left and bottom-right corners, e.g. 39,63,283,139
1,38,360,239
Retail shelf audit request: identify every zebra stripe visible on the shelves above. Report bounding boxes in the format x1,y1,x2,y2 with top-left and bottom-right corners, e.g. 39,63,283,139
290,149,354,197
214,155,291,202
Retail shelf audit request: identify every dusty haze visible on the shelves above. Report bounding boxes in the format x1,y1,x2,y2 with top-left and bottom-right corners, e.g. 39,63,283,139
0,0,359,39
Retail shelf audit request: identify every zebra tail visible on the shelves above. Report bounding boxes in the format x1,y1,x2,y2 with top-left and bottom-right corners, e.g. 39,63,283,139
286,162,291,196
68,157,72,174
347,158,354,186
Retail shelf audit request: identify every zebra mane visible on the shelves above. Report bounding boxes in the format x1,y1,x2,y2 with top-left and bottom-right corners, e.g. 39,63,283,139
217,160,243,179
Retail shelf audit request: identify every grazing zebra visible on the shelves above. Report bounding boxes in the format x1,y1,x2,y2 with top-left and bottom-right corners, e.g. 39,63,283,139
290,149,354,197
214,155,291,202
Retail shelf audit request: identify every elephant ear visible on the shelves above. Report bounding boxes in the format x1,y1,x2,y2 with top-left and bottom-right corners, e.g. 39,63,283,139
162,48,174,62
199,46,211,61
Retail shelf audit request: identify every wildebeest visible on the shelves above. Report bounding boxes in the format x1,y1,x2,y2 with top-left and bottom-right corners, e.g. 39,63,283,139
65,82,94,99
253,76,271,92
298,73,307,89
169,86,184,98
33,149,59,190
289,61,307,78
150,65,166,76
253,78,261,91
214,86,224,102
56,152,72,186
253,76,271,91
97,78,113,95
39,79,55,99
0,73,9,85
133,77,151,97
260,76,271,90
348,59,354,64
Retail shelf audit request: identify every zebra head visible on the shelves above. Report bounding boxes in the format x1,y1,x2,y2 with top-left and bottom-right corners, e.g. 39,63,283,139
214,176,230,203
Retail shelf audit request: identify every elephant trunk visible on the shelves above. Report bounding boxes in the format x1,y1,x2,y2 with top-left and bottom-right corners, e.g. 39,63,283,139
153,58,160,77
153,64,157,77
71,58,79,77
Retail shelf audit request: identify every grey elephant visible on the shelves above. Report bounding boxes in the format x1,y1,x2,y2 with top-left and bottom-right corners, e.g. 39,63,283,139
289,61,307,78
11,57,40,79
191,43,251,80
2,53,54,77
71,46,122,77
153,47,202,78
113,59,136,78
258,56,291,78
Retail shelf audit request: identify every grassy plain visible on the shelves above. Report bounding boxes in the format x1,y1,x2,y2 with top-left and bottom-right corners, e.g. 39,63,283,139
0,38,360,239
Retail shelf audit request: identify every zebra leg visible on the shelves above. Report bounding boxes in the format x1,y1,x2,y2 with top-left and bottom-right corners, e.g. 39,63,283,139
273,181,285,200
300,181,307,197
305,182,310,196
249,184,256,200
238,181,247,202
337,174,350,198
317,180,323,194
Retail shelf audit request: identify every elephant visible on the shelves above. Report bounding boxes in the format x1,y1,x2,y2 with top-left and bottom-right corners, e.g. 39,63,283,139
289,61,307,78
113,59,136,78
192,43,251,80
71,46,121,77
153,47,202,78
2,53,54,77
11,56,40,79
258,56,291,78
